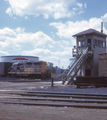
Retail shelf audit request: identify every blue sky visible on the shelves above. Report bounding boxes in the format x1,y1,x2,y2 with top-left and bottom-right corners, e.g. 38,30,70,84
0,0,107,68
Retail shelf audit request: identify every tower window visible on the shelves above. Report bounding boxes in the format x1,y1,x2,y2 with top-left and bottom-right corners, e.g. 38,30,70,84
103,41,106,48
78,41,82,47
94,39,97,47
100,41,103,47
87,39,91,46
82,40,86,46
98,40,100,47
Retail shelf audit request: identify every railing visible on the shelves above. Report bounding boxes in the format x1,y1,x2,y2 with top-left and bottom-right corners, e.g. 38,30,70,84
67,54,88,85
62,47,88,84
67,47,88,75
62,53,81,84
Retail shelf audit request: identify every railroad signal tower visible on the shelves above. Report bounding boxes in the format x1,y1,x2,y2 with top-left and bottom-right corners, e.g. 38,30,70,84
62,28,107,85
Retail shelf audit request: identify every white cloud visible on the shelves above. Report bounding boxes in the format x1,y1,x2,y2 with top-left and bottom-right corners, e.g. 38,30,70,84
50,17,104,39
53,51,70,57
15,27,25,33
5,0,86,19
22,49,52,56
77,3,83,9
25,16,28,20
22,48,72,68
0,51,9,56
101,13,107,22
0,27,16,37
0,27,55,53
84,3,87,8
72,2,87,15
6,7,13,16
22,47,71,59
15,31,55,48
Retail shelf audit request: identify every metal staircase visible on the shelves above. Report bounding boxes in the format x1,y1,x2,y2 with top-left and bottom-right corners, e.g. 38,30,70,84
62,47,89,85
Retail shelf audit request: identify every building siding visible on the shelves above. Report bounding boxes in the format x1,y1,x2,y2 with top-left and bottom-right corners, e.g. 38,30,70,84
98,54,107,76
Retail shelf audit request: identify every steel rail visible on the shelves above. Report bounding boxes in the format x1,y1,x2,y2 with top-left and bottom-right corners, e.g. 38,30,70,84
0,101,107,109
27,91,107,97
8,93,107,100
4,96,107,103
0,80,41,82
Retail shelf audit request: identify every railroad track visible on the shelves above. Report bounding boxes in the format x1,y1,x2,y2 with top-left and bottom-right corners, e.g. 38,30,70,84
7,92,107,100
0,78,41,82
0,90,107,109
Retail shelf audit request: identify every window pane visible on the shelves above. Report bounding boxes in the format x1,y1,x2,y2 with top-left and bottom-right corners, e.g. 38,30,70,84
82,40,86,46
94,39,97,46
78,41,81,47
98,40,100,47
100,41,103,47
103,41,106,48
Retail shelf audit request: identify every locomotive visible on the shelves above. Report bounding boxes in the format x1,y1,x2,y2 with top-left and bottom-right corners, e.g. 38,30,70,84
0,61,51,79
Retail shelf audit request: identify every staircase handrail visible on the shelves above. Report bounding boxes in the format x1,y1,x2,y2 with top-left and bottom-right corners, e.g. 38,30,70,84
67,54,88,84
62,59,75,76
62,47,88,84
62,53,81,77
67,47,88,76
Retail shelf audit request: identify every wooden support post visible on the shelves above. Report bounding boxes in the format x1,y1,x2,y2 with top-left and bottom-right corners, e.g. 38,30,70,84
51,77,54,87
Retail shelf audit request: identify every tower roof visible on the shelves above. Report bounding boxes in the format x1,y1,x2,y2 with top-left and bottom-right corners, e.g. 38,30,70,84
73,28,107,37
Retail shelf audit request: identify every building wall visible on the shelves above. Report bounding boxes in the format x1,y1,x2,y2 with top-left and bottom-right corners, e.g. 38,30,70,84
98,54,107,76
93,47,106,76
92,36,106,76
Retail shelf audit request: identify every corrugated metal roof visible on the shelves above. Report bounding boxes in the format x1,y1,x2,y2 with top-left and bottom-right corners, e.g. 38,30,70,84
1,55,39,58
73,28,107,37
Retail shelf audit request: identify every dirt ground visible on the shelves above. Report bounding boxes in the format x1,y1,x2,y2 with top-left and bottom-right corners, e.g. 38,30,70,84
0,81,107,120
1,104,107,120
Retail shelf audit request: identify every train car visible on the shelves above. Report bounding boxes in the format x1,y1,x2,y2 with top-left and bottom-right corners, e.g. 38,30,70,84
8,61,51,79
0,62,12,77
